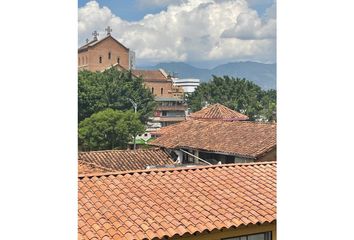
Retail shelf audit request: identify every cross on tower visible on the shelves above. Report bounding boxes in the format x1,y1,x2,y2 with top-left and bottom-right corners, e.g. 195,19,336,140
92,30,99,40
105,26,112,35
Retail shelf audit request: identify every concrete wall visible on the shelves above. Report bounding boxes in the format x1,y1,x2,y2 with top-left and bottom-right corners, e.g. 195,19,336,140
171,222,276,240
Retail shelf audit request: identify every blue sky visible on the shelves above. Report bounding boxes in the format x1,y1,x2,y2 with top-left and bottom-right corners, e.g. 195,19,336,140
78,0,273,21
78,0,169,21
78,0,276,67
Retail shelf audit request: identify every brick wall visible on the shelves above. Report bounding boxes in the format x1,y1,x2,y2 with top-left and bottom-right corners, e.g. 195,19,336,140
78,37,130,71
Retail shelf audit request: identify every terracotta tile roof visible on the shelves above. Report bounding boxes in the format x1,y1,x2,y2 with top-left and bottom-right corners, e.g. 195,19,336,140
78,148,175,174
149,120,276,159
78,160,112,175
153,123,179,136
78,162,276,240
189,103,249,121
101,62,127,72
132,69,169,81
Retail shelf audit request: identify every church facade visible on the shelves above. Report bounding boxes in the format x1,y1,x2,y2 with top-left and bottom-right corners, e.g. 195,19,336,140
78,28,134,71
78,27,187,130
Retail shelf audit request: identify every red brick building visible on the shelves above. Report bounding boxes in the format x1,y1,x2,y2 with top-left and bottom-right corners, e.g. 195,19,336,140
131,69,187,129
78,28,187,130
78,29,133,71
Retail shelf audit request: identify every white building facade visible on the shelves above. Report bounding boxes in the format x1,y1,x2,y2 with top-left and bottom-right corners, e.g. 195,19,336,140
172,78,200,94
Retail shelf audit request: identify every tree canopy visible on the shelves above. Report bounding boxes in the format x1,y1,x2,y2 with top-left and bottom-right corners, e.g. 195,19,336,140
186,76,276,121
78,68,156,123
78,109,145,151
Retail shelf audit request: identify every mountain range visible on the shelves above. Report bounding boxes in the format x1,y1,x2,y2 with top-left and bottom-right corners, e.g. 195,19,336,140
140,61,276,90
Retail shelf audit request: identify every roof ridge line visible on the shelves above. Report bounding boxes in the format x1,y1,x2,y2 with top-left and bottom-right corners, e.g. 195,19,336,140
193,119,275,125
78,160,115,172
78,161,276,179
79,147,161,154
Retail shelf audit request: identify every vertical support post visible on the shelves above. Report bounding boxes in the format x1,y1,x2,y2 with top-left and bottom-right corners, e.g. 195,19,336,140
133,104,137,151
194,150,199,164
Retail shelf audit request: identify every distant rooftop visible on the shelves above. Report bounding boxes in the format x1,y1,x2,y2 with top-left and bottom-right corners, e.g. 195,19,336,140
190,103,249,121
78,148,175,174
150,119,276,159
132,69,169,81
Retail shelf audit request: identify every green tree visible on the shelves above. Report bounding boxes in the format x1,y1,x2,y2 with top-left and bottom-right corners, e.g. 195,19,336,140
186,76,276,121
78,68,156,123
78,109,145,151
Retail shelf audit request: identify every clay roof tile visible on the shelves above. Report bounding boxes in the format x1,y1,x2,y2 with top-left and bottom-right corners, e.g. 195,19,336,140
190,103,249,121
78,162,276,239
150,120,276,159
78,148,175,175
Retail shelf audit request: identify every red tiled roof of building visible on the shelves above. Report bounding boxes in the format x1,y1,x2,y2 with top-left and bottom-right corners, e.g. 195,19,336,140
78,35,129,53
78,161,276,240
78,148,175,174
190,103,249,121
149,120,276,159
153,122,180,136
78,160,112,175
132,69,169,81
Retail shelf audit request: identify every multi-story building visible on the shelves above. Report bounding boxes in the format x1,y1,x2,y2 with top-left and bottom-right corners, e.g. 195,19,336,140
153,97,187,127
132,69,187,131
172,78,200,95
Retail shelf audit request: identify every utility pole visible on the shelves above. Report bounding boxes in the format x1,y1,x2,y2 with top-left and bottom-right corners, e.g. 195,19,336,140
128,98,138,150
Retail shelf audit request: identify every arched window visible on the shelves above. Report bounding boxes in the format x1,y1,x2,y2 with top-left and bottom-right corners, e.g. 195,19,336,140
161,88,163,95
152,87,154,94
99,56,102,63
82,56,85,65
117,57,120,64
108,52,111,59
78,57,80,66
85,56,88,64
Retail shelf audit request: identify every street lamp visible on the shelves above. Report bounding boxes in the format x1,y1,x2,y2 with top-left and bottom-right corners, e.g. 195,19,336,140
127,98,138,150
127,98,137,114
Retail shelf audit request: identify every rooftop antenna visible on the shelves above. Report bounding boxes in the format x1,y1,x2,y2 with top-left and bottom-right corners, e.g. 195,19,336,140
105,26,112,36
92,30,99,40
85,38,89,44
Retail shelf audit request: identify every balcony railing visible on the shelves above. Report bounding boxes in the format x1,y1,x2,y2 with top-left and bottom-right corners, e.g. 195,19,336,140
156,105,188,111
152,116,186,122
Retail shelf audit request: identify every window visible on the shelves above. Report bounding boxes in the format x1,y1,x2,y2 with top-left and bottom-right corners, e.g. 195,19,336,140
78,57,80,65
86,56,88,64
108,52,111,59
117,57,120,64
161,88,164,95
99,56,102,63
152,87,154,94
223,232,272,240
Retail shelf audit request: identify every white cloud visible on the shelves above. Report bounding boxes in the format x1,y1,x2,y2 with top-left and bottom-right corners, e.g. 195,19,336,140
137,0,184,8
221,9,276,40
78,0,276,65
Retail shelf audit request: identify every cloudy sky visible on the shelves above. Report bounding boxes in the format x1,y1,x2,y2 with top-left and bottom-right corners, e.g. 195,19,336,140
78,0,276,68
